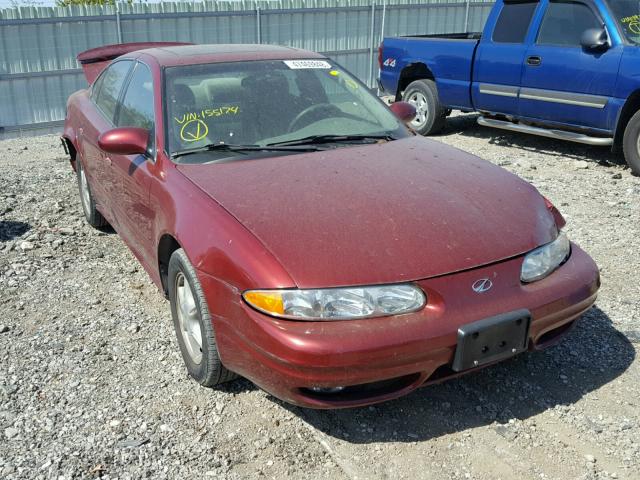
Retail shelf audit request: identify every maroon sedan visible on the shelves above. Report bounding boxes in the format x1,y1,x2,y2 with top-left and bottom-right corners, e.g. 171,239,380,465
62,43,600,408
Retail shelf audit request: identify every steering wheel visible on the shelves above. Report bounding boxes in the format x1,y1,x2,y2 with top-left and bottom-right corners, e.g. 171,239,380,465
288,103,358,132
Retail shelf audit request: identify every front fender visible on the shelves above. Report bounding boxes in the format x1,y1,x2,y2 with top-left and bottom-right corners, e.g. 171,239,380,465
151,159,296,293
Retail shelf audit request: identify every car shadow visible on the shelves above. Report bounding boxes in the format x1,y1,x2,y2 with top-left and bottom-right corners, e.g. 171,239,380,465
0,220,31,242
440,113,626,167
276,306,635,444
97,224,117,234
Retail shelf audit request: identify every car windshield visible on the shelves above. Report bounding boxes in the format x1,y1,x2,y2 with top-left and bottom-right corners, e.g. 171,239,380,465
164,59,408,159
610,0,640,44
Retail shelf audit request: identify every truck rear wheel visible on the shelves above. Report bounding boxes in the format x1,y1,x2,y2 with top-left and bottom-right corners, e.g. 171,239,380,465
402,79,446,135
622,110,640,176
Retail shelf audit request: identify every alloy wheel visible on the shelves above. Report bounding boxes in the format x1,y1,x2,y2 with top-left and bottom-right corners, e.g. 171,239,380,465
79,165,91,215
407,91,428,129
175,272,203,365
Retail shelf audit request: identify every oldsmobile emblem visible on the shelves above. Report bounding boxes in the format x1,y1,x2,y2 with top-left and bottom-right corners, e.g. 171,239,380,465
472,278,493,293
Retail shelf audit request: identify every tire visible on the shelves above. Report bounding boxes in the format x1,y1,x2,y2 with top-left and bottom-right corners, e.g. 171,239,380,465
76,159,108,228
402,79,447,136
168,248,237,387
622,110,640,176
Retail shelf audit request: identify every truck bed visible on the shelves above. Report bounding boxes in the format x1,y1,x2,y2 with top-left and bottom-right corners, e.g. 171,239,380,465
380,35,481,110
401,32,482,40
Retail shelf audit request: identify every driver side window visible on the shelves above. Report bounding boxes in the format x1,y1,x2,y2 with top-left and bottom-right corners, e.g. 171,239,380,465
537,1,601,46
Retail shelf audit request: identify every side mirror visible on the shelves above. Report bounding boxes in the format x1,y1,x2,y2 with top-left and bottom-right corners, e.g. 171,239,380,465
98,127,150,156
389,101,417,124
580,28,609,52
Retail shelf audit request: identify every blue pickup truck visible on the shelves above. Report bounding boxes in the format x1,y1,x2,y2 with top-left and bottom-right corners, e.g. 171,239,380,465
379,0,640,175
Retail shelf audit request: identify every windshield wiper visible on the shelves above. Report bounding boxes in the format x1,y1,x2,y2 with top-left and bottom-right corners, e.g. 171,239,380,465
171,143,322,160
267,134,397,147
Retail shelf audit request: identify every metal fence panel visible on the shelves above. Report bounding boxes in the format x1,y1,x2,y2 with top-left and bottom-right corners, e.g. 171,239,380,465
0,0,494,133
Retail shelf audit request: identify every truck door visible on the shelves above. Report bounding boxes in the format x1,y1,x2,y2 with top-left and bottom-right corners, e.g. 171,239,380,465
472,0,540,116
518,0,623,132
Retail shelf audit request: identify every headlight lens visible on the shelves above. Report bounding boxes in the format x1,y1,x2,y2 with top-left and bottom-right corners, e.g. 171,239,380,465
521,232,570,283
243,284,426,320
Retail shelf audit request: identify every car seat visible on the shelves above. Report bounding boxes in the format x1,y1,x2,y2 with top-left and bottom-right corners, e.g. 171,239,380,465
241,71,298,142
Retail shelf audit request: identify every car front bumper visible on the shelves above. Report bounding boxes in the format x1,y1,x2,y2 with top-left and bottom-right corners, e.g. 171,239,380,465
199,242,599,409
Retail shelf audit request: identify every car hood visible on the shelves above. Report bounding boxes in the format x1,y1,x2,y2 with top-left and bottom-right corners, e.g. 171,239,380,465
176,137,557,288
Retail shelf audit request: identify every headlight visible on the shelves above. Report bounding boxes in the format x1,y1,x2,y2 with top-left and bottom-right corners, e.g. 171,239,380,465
243,284,426,320
521,232,570,283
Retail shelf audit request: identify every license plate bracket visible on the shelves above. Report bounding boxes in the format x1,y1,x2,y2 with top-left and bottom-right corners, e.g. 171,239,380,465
452,309,531,372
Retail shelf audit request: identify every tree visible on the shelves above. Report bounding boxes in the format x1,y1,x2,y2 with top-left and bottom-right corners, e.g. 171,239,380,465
55,0,135,6
55,0,112,5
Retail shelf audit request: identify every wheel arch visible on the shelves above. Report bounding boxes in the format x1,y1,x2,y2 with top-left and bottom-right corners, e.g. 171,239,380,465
396,62,435,101
158,233,182,297
61,135,78,172
614,89,640,148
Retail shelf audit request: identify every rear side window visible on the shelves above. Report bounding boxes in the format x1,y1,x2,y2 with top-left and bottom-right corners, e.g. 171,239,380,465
90,72,105,102
537,1,600,46
118,63,154,129
94,60,133,123
493,2,539,43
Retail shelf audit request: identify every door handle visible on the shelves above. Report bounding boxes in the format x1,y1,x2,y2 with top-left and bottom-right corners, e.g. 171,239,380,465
526,56,542,66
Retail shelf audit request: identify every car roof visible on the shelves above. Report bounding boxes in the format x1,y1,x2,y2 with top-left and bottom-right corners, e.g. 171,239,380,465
131,44,327,67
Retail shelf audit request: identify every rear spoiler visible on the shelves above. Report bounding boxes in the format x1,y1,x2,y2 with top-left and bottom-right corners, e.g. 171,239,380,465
77,42,192,84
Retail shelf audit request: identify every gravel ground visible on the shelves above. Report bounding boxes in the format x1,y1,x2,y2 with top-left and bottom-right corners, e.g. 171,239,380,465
1,114,639,480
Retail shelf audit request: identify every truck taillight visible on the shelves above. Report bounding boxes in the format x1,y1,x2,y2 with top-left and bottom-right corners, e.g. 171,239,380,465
378,42,384,70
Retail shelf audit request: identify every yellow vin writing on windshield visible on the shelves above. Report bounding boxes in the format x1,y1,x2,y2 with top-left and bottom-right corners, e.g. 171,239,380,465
621,15,640,33
174,106,239,125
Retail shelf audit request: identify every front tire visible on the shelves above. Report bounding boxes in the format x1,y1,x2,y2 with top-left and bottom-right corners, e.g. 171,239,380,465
402,79,446,135
168,248,236,387
76,159,108,228
622,110,640,176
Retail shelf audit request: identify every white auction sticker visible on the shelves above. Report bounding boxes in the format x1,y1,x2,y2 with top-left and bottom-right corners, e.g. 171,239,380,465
283,60,332,69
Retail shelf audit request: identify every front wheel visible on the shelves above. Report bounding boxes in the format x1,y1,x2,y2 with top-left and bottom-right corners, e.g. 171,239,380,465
168,248,237,387
622,110,640,176
402,79,446,135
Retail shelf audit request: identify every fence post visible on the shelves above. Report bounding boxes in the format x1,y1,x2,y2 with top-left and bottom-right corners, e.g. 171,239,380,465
379,0,386,44
256,6,262,44
368,0,376,88
115,2,123,44
464,0,470,33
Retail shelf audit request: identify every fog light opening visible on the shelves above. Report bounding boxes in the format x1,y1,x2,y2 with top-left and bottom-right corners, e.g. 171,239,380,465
308,386,345,394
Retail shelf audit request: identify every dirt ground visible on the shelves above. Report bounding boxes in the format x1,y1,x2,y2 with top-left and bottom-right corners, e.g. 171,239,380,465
1,113,639,480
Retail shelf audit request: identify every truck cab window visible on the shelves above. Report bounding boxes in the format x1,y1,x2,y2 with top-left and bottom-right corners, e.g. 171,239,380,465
537,2,601,46
609,0,640,45
493,2,538,43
